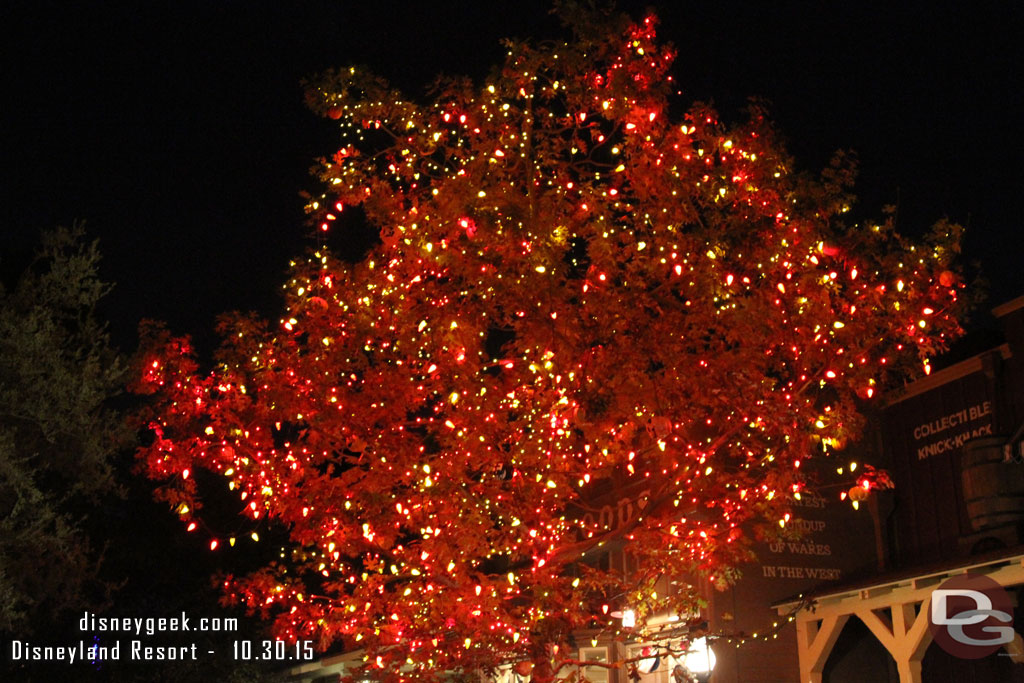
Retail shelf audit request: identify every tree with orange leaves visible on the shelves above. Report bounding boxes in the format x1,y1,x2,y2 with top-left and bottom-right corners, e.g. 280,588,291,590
135,6,965,681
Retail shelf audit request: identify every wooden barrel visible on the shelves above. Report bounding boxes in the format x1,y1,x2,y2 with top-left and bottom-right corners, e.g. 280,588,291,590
961,435,1024,532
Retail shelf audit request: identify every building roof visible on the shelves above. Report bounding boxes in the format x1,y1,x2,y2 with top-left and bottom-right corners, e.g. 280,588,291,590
772,545,1024,611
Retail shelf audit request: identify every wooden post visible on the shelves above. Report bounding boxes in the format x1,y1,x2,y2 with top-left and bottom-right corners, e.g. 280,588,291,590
854,597,931,683
795,612,850,682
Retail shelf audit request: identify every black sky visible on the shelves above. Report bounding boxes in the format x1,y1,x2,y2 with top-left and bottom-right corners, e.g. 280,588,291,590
3,1,1022,351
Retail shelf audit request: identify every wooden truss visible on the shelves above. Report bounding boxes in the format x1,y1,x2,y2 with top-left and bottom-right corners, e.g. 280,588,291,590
775,552,1024,683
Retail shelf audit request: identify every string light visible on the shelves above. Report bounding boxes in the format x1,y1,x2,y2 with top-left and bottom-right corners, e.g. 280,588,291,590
134,6,966,680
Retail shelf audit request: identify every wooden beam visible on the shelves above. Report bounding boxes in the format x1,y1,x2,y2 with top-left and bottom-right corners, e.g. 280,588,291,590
855,598,932,683
855,608,896,653
795,613,850,683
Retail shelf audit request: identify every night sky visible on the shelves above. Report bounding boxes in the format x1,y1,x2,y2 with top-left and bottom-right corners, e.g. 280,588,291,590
3,0,1022,350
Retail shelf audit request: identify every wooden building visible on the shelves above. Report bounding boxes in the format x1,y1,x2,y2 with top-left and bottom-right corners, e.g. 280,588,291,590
775,294,1024,683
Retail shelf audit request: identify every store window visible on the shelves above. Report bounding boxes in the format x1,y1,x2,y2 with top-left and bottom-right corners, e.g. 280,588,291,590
576,646,610,682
